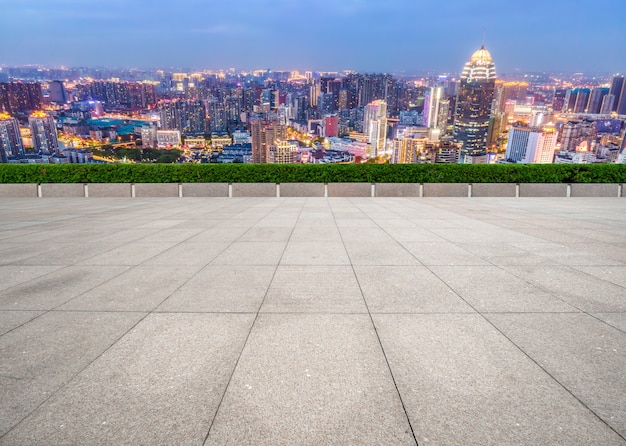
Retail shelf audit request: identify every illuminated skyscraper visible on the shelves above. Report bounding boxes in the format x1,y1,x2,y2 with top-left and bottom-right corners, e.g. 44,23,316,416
29,111,58,155
453,45,496,160
422,86,448,132
0,113,25,162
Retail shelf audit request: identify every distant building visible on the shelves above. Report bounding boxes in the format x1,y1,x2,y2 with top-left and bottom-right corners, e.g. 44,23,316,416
250,119,286,163
422,86,448,132
0,82,44,115
141,126,158,148
29,111,58,155
363,100,387,158
156,130,181,148
0,113,25,162
48,80,69,104
267,140,298,164
587,88,609,114
505,126,557,163
325,115,339,138
609,75,624,113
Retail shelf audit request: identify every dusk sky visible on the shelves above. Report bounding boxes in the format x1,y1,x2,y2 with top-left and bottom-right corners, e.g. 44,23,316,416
1,0,625,74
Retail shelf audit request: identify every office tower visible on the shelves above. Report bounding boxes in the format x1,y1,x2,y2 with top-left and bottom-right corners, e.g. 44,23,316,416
363,100,387,158
0,113,25,162
609,75,624,112
587,88,609,114
600,95,615,114
29,111,58,155
505,126,557,163
573,88,590,113
250,119,286,163
48,81,68,104
454,45,496,159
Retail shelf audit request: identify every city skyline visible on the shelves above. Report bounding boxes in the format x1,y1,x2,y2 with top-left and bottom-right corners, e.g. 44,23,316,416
1,0,625,74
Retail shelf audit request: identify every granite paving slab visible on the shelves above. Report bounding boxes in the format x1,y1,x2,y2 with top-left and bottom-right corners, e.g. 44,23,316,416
206,314,416,445
373,313,625,445
0,311,144,437
0,313,255,446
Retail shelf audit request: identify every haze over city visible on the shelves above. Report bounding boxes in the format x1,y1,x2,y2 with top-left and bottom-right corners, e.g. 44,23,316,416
1,0,625,73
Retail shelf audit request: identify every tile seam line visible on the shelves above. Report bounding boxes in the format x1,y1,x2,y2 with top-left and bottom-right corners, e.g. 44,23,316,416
0,201,242,438
426,266,626,443
0,263,135,338
202,198,304,445
0,309,152,442
0,219,225,440
335,197,420,446
497,263,626,336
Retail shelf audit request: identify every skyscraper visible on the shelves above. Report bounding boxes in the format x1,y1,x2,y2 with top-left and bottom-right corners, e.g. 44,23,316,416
587,88,609,114
454,45,496,160
363,100,387,158
422,86,448,132
0,113,25,162
29,111,58,155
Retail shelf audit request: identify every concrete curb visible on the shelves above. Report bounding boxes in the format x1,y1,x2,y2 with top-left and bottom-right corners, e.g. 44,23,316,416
0,183,623,198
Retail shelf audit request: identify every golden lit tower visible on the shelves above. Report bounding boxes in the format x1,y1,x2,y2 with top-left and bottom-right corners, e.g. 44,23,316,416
453,45,496,160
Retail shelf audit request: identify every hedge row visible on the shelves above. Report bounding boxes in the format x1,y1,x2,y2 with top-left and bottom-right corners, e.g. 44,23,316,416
1,163,625,184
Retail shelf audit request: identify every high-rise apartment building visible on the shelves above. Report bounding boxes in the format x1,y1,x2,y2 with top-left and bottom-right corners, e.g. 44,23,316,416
267,140,297,164
0,113,25,162
250,119,286,163
158,100,207,135
28,111,58,155
0,82,44,115
454,45,496,159
363,100,387,158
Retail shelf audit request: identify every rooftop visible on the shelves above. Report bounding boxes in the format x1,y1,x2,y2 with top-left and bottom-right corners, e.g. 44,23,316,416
1,197,625,445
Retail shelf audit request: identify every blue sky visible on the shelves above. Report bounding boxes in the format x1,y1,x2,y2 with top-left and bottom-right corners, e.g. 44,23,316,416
1,0,625,74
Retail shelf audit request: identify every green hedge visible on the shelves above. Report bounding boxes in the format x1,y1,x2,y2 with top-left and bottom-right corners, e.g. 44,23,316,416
0,164,625,184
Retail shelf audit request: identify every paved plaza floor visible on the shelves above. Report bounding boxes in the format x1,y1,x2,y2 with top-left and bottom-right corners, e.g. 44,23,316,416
0,197,625,445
